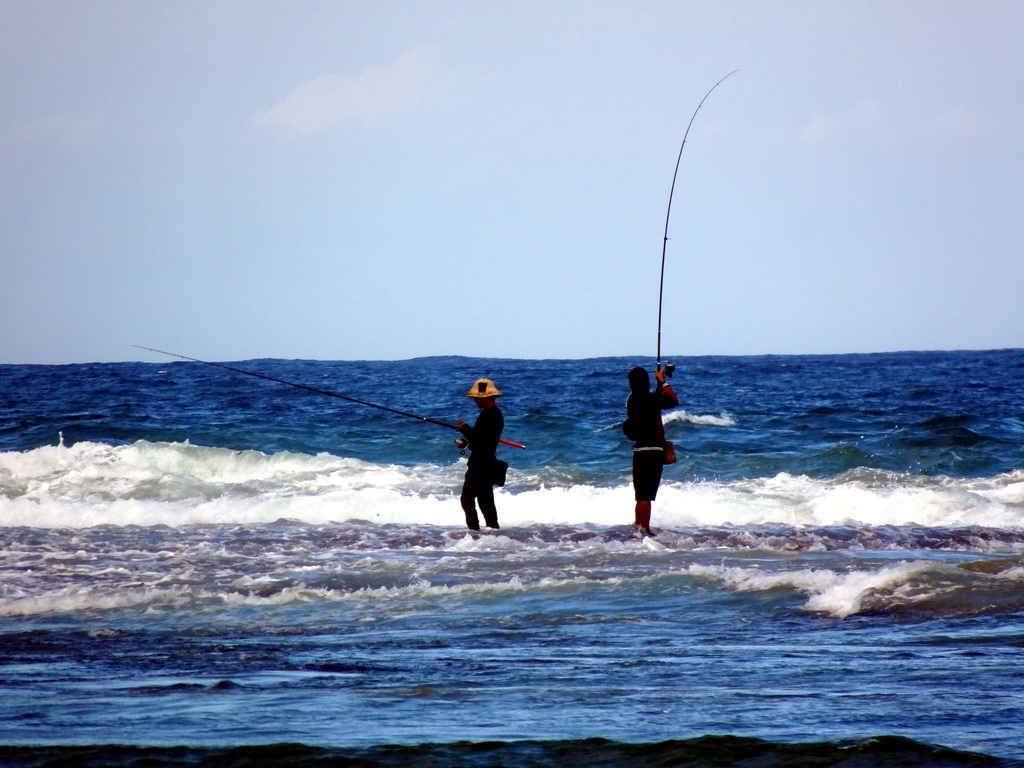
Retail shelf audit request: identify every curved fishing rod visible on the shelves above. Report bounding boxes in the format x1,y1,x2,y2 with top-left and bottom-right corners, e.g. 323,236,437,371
657,69,738,373
133,346,526,449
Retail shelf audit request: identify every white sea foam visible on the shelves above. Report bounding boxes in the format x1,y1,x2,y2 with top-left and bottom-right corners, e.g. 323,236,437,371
685,561,941,619
663,410,736,428
800,562,937,618
2,441,1023,530
0,584,191,618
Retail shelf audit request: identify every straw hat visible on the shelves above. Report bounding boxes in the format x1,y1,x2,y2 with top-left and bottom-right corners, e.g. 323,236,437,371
466,378,502,398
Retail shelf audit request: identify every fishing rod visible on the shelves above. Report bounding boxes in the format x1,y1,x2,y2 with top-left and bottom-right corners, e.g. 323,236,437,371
657,69,738,377
133,346,526,449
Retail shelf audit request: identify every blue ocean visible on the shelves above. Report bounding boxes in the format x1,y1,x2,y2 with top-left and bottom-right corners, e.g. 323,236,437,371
1,349,1023,767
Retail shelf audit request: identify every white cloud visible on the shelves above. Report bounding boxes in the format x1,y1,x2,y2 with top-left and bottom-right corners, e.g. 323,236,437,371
926,105,1006,140
252,49,444,137
801,101,1009,147
801,100,887,144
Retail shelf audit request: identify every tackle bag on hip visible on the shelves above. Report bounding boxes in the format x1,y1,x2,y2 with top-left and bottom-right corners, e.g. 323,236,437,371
662,441,677,465
492,460,509,487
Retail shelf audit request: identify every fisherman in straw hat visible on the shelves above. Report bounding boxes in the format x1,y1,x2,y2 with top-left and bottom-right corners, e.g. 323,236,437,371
456,378,505,530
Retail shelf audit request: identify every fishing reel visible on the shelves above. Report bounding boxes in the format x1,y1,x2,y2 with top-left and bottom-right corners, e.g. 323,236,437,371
455,437,469,455
659,362,676,378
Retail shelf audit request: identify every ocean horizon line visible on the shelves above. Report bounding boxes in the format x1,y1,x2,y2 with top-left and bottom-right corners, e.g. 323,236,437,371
3,345,1022,368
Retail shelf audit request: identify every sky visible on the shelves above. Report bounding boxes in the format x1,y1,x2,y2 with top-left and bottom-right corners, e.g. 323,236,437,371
2,1,1022,364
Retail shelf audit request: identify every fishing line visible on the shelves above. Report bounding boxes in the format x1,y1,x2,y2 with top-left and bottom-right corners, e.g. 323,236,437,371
657,70,738,373
133,346,526,449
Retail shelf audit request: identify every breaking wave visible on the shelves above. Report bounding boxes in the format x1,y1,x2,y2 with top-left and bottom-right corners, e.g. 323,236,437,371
2,440,1023,530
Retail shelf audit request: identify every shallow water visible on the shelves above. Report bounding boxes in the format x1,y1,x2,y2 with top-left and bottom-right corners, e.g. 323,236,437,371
1,350,1023,763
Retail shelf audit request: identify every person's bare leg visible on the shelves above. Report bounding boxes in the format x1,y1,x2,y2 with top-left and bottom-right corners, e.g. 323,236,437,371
634,500,652,533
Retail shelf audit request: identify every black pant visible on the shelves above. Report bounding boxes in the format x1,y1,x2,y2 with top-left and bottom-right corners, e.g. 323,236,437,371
461,465,499,530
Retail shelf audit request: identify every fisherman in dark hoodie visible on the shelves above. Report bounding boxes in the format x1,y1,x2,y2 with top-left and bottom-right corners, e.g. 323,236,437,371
623,366,678,536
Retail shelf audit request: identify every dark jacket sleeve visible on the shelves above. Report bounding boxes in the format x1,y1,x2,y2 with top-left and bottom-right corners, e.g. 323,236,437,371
459,408,504,466
627,386,678,448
